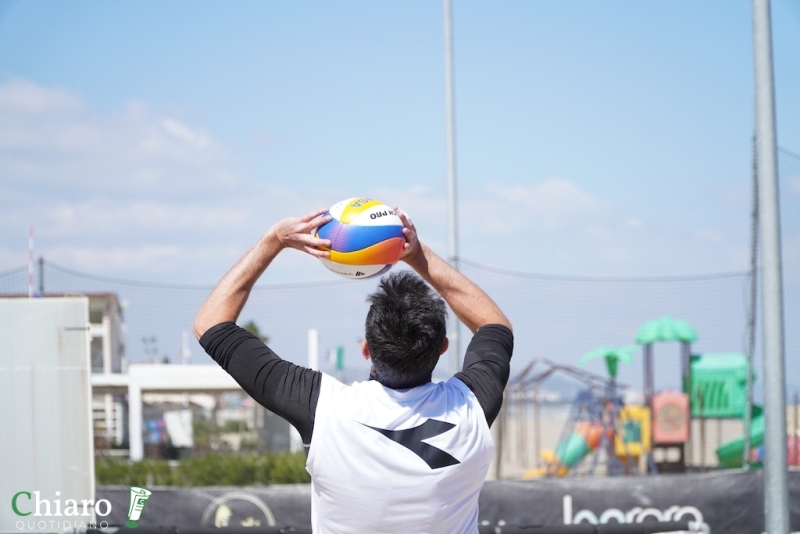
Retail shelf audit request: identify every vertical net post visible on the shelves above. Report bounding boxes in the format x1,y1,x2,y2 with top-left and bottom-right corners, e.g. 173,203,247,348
744,136,759,469
752,0,790,530
443,0,460,376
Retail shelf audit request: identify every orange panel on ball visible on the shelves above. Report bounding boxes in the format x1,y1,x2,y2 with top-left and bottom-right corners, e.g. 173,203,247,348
327,237,405,266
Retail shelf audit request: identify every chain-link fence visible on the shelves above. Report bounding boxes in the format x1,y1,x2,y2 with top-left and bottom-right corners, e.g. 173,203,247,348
778,147,800,402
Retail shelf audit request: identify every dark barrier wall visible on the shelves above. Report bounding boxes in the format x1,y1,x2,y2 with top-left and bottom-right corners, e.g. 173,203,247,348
478,470,800,532
97,485,311,529
96,471,800,533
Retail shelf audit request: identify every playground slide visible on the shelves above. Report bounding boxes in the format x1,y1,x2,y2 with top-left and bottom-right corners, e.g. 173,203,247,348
557,423,605,466
536,422,609,476
715,410,764,468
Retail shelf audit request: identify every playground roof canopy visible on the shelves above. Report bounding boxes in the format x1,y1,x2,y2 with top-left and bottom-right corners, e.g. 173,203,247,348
579,345,637,365
579,345,637,379
635,315,698,345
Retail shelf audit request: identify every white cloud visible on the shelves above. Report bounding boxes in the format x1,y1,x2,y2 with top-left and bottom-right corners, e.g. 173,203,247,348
38,200,249,238
0,78,234,195
46,244,187,275
0,188,353,283
479,179,606,232
367,180,747,276
456,181,746,276
0,79,753,283
0,79,289,281
0,79,84,114
161,118,211,149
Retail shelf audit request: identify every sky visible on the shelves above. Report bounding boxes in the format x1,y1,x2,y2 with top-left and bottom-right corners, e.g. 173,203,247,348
0,0,799,286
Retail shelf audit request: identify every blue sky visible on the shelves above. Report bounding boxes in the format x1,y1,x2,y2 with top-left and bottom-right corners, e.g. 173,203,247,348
1,0,799,284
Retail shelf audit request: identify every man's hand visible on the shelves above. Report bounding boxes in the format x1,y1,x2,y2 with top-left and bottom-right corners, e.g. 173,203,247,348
269,209,332,258
395,207,422,265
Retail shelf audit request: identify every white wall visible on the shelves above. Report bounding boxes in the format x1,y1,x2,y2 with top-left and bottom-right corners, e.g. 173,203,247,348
0,298,95,531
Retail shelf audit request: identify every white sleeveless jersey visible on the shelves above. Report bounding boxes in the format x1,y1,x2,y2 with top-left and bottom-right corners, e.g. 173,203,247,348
306,373,495,534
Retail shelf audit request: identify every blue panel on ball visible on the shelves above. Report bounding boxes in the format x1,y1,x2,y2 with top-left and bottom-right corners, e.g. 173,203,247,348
316,215,341,242
319,221,404,253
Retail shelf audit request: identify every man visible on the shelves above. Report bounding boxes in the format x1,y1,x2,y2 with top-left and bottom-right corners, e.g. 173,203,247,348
194,207,513,533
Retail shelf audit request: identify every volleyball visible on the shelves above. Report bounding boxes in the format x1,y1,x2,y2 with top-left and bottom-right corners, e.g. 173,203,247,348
315,197,406,279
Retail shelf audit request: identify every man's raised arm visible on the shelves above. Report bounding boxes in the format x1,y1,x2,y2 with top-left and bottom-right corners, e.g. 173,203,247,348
396,209,511,334
193,209,331,339
395,208,513,425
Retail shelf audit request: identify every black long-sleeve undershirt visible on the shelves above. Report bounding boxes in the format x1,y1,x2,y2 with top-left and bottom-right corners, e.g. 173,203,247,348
454,324,514,426
200,322,513,444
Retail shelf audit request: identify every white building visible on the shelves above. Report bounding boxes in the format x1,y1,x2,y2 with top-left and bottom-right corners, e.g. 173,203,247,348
87,293,127,452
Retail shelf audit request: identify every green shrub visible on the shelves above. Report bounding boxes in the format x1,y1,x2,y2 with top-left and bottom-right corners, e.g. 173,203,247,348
177,454,255,486
95,452,310,486
96,457,176,486
266,453,312,484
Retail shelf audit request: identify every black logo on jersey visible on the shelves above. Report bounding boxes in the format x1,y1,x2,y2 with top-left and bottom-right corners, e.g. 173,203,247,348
362,419,460,469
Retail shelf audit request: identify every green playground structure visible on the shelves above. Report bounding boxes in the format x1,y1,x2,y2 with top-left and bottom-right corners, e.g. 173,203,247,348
689,352,750,418
575,315,773,473
689,352,763,468
678,350,763,471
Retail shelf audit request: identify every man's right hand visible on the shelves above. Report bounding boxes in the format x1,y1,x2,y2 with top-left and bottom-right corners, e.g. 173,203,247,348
269,209,332,258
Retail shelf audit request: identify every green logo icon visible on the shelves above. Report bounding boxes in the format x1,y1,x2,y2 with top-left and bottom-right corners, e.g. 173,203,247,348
126,486,152,528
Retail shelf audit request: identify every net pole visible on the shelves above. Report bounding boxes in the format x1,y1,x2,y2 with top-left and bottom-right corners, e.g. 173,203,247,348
751,0,790,531
443,0,460,375
743,135,758,469
38,257,44,296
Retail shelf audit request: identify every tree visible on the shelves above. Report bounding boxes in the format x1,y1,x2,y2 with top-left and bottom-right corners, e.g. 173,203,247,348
242,320,269,344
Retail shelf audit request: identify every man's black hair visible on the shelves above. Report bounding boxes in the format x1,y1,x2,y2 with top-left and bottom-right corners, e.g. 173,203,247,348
365,271,447,388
